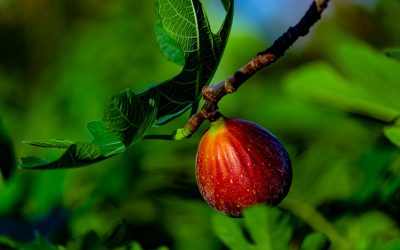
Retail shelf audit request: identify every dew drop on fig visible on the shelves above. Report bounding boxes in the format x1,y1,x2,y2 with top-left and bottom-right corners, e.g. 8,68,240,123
195,116,292,217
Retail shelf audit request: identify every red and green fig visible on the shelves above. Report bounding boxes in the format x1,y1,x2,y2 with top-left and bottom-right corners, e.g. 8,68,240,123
196,116,292,217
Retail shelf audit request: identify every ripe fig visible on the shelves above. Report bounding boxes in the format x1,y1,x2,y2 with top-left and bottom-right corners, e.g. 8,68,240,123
196,116,292,217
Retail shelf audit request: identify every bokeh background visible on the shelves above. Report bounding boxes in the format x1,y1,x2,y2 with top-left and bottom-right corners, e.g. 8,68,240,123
0,0,399,249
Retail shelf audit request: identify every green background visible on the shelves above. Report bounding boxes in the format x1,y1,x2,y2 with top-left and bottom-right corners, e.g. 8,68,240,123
0,0,399,249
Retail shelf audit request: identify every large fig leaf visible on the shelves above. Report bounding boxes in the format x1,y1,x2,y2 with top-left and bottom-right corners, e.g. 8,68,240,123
104,88,158,145
147,0,234,124
20,0,233,169
21,120,125,169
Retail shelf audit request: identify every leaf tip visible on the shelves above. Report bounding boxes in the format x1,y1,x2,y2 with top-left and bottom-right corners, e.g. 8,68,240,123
19,156,49,169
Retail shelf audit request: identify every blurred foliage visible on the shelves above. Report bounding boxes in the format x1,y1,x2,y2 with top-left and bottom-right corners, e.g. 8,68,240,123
0,117,16,180
18,0,233,169
0,0,400,249
213,205,293,250
0,220,169,249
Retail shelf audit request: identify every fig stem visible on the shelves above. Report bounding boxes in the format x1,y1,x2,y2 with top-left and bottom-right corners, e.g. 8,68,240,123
148,0,330,140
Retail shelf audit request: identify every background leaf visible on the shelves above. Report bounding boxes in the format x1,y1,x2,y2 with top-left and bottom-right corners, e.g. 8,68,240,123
284,41,400,123
20,120,125,169
243,205,292,250
66,231,101,250
0,118,16,180
155,20,185,66
213,205,293,250
384,123,400,148
212,213,254,250
379,239,400,250
0,227,168,250
385,48,400,61
300,232,329,250
23,139,73,149
100,219,133,249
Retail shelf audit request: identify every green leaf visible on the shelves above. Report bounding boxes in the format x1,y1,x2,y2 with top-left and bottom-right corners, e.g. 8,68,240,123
284,42,400,123
131,243,144,250
23,139,74,149
337,211,400,249
212,214,255,250
213,205,293,250
384,124,400,148
350,144,399,203
155,19,185,66
300,232,329,250
21,0,233,169
20,120,125,169
86,120,126,156
0,118,16,180
150,0,234,125
243,205,292,250
104,88,158,145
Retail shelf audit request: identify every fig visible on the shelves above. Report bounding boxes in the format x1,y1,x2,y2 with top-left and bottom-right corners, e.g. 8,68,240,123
196,116,292,217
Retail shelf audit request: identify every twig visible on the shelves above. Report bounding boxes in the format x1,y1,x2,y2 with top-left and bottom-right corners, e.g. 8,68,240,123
148,0,330,140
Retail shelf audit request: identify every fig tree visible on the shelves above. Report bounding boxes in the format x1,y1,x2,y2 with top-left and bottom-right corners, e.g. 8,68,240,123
196,116,292,217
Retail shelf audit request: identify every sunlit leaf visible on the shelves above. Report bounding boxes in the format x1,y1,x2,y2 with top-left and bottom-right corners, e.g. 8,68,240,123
150,0,234,124
20,0,233,169
155,19,185,66
284,42,400,123
384,124,400,148
20,120,125,169
86,120,126,156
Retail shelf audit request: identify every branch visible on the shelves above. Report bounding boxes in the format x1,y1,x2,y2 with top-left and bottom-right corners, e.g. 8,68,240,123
147,0,330,141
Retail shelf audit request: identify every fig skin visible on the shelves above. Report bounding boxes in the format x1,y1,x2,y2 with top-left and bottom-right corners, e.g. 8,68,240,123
195,116,292,217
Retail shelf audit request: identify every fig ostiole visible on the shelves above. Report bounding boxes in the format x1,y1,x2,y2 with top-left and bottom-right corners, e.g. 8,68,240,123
195,116,292,217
